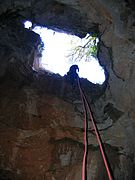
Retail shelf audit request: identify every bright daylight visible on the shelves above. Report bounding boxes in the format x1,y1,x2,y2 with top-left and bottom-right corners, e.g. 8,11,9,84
24,21,105,84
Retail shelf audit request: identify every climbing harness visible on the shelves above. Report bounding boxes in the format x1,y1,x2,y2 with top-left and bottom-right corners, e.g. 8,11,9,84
77,77,113,180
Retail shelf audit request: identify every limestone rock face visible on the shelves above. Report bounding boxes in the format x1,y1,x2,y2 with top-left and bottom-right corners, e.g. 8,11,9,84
0,0,135,179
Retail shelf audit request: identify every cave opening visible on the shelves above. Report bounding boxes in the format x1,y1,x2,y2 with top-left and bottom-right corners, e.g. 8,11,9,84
24,21,105,84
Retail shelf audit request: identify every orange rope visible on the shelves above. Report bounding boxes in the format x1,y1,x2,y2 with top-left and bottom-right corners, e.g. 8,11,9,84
77,77,113,180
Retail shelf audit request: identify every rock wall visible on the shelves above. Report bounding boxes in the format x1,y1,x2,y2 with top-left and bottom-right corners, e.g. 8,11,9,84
0,0,135,179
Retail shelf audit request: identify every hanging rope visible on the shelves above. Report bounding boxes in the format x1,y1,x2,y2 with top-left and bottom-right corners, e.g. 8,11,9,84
77,77,113,180
77,76,88,180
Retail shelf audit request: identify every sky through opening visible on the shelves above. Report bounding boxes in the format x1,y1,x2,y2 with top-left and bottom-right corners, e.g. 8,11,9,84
24,21,105,84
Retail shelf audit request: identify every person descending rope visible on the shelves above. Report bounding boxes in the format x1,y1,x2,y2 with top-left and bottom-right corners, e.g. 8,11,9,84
67,65,79,85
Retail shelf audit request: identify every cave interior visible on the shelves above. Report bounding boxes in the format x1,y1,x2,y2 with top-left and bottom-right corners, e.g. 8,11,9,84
0,0,135,179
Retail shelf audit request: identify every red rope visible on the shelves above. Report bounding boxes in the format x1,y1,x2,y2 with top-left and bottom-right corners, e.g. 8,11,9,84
77,77,87,180
77,77,113,180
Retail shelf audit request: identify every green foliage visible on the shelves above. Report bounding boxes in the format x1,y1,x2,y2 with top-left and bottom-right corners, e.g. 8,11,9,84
67,34,98,63
37,41,44,57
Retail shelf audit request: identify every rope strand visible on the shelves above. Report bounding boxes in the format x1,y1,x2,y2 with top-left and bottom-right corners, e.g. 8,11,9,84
77,77,113,180
77,77,88,180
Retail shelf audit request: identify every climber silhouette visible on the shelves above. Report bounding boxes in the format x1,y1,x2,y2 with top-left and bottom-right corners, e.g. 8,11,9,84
67,65,79,84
